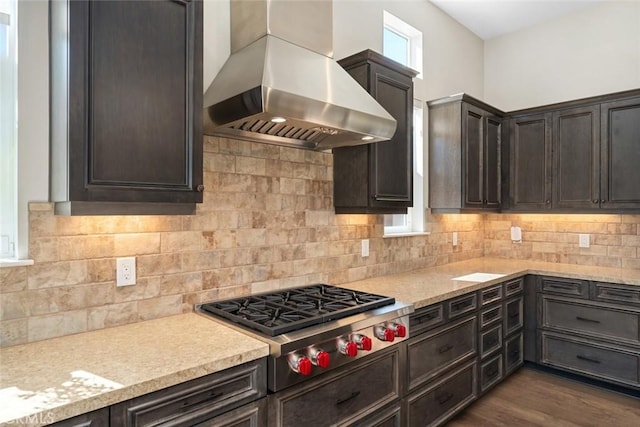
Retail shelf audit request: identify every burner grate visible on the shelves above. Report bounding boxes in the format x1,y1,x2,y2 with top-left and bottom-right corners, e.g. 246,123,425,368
199,284,395,336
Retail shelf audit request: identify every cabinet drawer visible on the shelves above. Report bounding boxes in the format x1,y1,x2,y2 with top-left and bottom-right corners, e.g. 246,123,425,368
194,398,267,427
111,359,266,427
541,332,640,387
504,333,523,375
51,408,109,427
270,348,400,427
410,303,445,334
406,361,477,427
504,278,524,297
480,285,502,307
480,324,502,359
541,277,589,298
345,403,401,427
479,354,503,393
407,316,477,391
504,296,523,337
480,305,502,329
448,294,477,319
593,283,640,307
542,297,640,344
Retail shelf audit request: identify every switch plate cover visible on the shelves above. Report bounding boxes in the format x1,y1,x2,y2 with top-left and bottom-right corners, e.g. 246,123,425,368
116,257,136,286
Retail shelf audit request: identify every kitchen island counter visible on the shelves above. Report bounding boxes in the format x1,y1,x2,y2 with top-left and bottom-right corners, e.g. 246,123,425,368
0,313,268,426
342,257,640,309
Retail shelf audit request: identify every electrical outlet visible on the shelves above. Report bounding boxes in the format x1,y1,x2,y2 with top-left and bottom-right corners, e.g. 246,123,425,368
452,232,458,247
579,234,590,248
116,257,136,286
361,239,370,257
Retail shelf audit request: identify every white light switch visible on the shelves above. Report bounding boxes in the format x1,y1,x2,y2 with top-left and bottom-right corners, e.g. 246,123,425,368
452,232,458,247
510,226,522,243
361,239,369,257
579,234,590,248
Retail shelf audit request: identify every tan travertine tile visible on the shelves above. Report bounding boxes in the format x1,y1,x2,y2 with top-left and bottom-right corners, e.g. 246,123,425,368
235,229,266,247
279,146,306,163
28,310,87,342
0,291,30,320
27,261,88,289
136,254,181,277
114,277,160,303
0,267,27,293
250,142,280,159
217,172,253,193
205,153,235,173
160,231,203,253
159,272,202,296
181,251,220,272
236,156,266,176
87,258,115,283
202,134,219,152
0,318,27,347
58,235,115,260
114,233,161,256
29,237,59,262
607,246,637,258
138,295,182,321
87,301,138,330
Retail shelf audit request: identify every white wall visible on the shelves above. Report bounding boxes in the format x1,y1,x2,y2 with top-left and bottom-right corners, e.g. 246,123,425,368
484,0,640,111
333,0,485,103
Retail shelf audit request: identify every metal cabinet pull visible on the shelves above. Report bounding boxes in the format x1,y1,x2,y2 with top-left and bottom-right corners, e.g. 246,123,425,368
576,354,601,364
438,344,453,354
336,390,360,405
437,392,454,405
576,316,600,324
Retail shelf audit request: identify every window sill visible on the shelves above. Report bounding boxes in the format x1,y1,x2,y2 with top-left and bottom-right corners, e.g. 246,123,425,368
383,231,430,239
0,258,34,268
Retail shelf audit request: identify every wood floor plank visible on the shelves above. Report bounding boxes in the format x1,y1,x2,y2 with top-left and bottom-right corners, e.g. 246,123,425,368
448,367,640,427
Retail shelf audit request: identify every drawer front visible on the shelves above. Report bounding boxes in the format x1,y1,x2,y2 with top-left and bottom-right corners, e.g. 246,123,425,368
504,333,523,375
480,305,502,329
411,303,445,334
271,348,400,427
593,283,640,307
345,403,401,427
480,324,502,359
541,332,640,386
51,408,109,427
406,361,477,427
542,297,640,344
479,354,503,393
194,398,267,427
407,316,477,390
504,296,523,337
111,359,267,427
504,278,524,297
480,285,503,307
541,276,589,298
448,294,477,319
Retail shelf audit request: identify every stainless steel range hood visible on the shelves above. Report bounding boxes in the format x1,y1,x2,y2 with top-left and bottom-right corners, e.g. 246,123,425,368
203,0,397,150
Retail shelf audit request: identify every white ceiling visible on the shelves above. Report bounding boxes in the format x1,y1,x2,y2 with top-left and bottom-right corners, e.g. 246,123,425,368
429,0,605,40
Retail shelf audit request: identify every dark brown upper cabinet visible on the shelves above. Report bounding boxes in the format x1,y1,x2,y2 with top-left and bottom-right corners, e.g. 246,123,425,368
50,0,203,215
428,94,504,213
506,90,640,213
508,113,553,211
333,50,418,214
600,97,640,210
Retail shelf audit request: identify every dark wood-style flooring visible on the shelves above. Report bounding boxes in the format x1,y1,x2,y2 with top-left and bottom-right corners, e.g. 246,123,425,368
448,367,640,426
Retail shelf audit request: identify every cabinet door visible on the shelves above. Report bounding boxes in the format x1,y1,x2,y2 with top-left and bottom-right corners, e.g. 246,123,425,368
600,97,640,209
484,115,502,208
369,63,414,208
509,113,552,210
462,104,484,208
552,105,600,210
66,0,203,204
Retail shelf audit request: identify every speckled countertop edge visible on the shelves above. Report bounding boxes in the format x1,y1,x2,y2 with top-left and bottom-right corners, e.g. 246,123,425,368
0,313,269,427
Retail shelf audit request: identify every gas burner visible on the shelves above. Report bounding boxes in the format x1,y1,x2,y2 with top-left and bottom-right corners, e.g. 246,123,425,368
199,284,395,336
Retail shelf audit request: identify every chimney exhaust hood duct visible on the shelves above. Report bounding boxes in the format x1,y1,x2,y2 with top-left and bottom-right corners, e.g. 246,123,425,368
203,0,397,150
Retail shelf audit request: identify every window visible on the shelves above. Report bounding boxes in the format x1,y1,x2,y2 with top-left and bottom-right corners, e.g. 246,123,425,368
0,0,17,258
382,12,425,236
383,11,422,78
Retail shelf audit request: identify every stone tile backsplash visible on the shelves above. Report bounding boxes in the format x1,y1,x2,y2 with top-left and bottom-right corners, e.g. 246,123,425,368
0,137,482,347
5,137,638,347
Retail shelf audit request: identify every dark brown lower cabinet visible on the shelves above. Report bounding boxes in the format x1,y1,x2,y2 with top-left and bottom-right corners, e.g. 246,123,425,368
405,361,477,427
268,347,401,427
194,398,267,427
50,408,109,427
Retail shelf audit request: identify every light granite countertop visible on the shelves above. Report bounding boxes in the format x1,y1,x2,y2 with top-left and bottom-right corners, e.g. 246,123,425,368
342,257,640,309
0,313,269,426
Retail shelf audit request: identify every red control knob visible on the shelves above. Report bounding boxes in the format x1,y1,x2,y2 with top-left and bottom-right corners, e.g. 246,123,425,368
352,334,373,351
316,351,330,368
389,322,407,338
288,353,312,376
337,338,358,357
375,325,395,342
